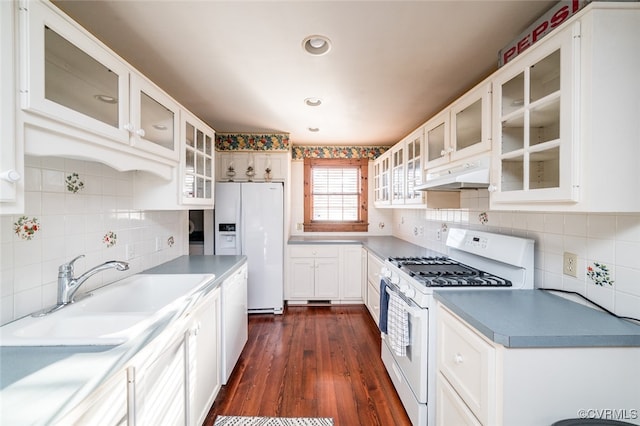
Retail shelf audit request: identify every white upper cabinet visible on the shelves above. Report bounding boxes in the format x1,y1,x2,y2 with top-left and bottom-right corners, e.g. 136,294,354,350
490,4,640,211
129,75,180,161
404,129,424,205
373,150,391,207
19,0,179,178
215,151,288,182
424,82,491,170
0,1,23,215
490,22,576,205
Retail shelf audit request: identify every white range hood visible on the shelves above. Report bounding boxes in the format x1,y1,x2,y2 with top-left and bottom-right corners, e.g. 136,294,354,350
416,156,490,191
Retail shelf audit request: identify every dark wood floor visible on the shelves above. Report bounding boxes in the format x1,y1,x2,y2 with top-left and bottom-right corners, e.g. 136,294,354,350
204,305,411,426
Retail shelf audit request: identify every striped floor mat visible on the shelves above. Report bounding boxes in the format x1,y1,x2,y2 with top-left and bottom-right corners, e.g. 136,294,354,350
214,416,334,426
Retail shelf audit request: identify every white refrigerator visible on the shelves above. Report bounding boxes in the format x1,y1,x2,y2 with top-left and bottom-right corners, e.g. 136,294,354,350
214,182,284,314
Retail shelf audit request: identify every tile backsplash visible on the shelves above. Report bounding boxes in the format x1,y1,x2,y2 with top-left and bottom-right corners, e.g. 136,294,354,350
391,190,640,318
0,156,187,325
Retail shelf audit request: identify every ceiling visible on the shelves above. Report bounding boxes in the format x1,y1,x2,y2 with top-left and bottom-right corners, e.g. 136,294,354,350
53,0,555,147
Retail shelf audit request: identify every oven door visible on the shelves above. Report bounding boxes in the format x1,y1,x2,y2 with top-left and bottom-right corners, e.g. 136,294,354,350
381,278,429,404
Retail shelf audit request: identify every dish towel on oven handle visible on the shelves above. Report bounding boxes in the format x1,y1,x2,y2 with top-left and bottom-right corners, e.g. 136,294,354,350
387,290,410,357
379,279,390,333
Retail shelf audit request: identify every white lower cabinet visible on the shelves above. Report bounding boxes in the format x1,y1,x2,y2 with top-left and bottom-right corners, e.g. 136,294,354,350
436,302,640,426
60,369,128,425
187,288,222,426
59,286,222,426
365,250,384,322
131,327,187,425
287,244,364,303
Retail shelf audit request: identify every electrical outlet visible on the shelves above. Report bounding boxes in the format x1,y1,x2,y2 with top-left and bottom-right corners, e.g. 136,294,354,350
563,252,578,277
125,244,135,260
436,230,441,241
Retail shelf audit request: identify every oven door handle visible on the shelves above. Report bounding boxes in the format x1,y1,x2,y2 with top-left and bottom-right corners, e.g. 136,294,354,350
385,286,423,317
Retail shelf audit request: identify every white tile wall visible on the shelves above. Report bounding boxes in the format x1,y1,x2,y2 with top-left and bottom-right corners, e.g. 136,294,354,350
391,189,640,319
0,157,187,325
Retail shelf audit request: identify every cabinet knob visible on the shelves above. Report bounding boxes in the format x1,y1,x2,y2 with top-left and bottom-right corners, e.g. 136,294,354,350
124,123,135,132
0,169,21,183
440,149,447,156
487,184,497,193
454,353,464,364
136,128,146,137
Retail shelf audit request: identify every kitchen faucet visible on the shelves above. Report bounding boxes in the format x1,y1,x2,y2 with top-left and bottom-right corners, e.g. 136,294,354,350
57,254,129,306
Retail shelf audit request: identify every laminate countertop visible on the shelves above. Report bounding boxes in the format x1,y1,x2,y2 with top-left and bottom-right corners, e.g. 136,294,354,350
434,289,640,348
0,255,246,425
288,235,442,260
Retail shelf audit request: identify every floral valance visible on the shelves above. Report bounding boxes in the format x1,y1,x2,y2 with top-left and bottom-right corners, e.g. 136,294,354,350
215,133,290,151
292,146,389,160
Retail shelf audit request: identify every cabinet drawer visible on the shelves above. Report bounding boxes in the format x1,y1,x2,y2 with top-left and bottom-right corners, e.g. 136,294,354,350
437,304,496,425
289,245,339,258
436,372,482,426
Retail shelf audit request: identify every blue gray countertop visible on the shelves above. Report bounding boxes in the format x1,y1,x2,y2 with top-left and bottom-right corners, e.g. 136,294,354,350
434,290,640,348
288,235,442,260
0,255,246,425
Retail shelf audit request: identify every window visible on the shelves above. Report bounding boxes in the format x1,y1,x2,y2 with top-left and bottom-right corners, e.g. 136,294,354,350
303,158,368,232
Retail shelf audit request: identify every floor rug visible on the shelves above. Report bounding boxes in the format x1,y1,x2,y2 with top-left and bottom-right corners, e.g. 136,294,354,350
214,416,334,426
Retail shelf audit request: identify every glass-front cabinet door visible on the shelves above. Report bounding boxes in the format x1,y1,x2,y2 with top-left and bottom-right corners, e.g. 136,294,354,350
491,23,578,205
373,151,391,206
450,83,491,162
130,76,180,161
21,1,131,142
182,112,214,205
424,111,449,169
405,129,424,204
391,145,405,205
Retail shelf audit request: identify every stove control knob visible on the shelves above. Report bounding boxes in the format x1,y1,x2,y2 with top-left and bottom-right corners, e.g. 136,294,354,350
400,284,415,298
381,267,391,278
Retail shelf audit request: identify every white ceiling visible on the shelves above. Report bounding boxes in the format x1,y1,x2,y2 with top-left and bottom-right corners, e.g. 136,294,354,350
53,0,555,146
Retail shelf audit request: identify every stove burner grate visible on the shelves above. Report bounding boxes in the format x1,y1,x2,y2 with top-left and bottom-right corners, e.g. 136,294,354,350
391,256,512,287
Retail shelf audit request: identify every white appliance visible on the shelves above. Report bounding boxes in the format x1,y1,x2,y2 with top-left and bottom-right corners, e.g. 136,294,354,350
215,182,284,314
379,228,534,426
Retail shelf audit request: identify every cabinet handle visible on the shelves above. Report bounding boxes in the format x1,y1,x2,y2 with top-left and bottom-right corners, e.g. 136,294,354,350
136,128,146,137
454,353,464,364
0,169,21,183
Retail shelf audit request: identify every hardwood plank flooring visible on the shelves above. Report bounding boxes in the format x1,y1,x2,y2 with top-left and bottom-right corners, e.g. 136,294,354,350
204,305,412,426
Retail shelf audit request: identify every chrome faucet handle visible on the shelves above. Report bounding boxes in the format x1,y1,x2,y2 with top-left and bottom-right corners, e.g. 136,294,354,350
59,254,85,274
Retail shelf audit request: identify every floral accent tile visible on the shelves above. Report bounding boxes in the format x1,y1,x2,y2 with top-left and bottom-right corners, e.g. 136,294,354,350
13,216,40,240
478,212,489,225
587,262,614,286
291,145,389,160
103,231,117,248
167,236,175,247
65,172,85,193
215,134,290,151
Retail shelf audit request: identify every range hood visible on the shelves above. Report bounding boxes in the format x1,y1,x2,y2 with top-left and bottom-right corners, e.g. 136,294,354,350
416,156,490,191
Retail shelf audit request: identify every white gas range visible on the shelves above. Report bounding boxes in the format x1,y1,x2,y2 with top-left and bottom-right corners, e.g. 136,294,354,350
379,228,534,425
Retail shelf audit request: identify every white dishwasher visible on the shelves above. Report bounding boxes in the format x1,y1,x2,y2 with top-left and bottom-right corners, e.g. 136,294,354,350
221,262,248,384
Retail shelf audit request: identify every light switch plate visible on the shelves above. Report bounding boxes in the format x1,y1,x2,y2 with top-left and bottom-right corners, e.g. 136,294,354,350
563,252,578,277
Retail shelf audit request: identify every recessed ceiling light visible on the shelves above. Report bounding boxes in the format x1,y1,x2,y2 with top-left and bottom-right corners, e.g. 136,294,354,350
94,94,117,104
308,127,320,132
305,97,322,107
302,35,331,56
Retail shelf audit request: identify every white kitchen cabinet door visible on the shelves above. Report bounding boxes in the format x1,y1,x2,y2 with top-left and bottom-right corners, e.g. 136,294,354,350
0,0,22,214
130,75,181,162
187,288,221,426
449,83,491,163
288,245,340,301
340,245,363,301
289,258,317,299
373,150,391,207
253,152,288,182
131,327,187,425
216,152,249,182
20,0,131,144
404,129,425,205
314,258,340,299
436,373,482,426
181,112,215,205
490,22,577,205
390,144,405,205
59,369,128,426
